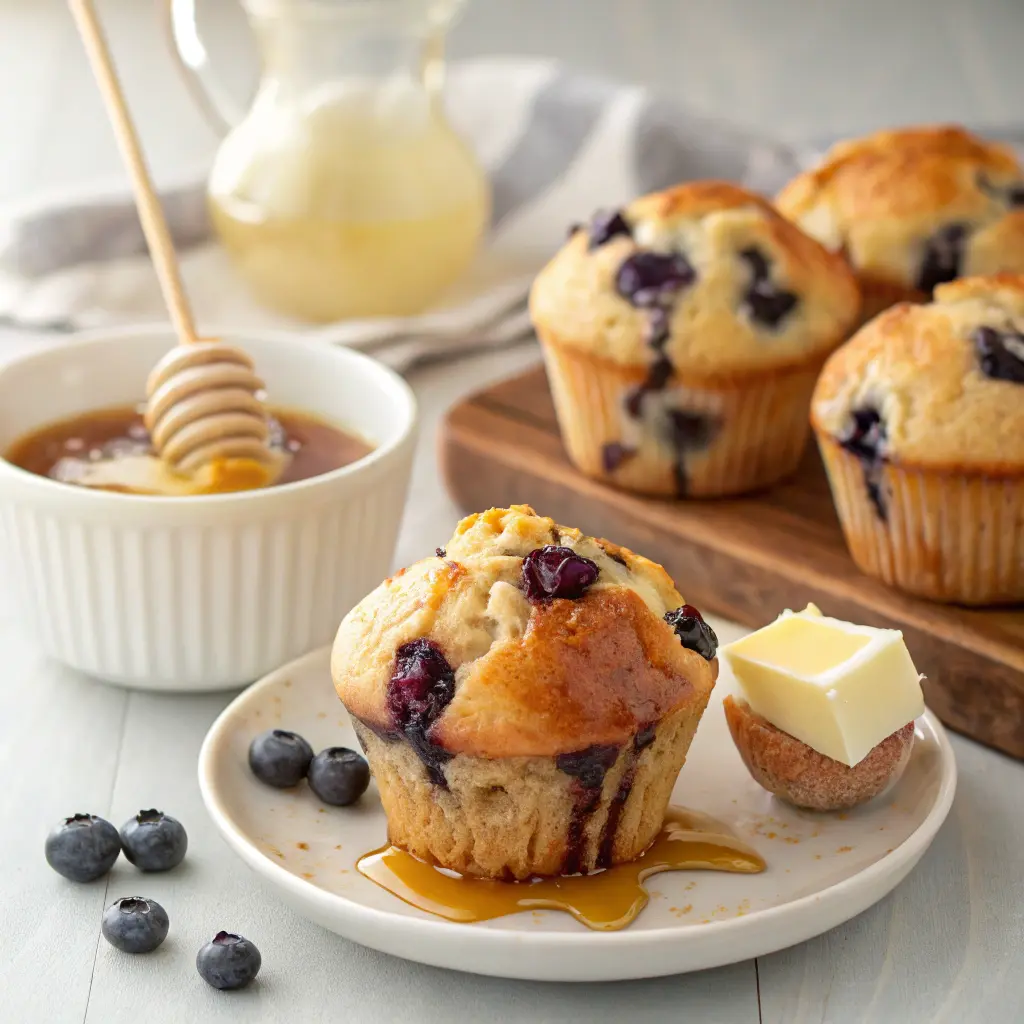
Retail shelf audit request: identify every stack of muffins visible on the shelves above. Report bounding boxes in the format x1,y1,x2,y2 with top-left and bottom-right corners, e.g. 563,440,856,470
529,125,1024,608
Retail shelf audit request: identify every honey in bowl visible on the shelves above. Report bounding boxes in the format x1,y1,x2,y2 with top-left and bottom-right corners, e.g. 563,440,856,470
3,404,373,496
357,807,766,931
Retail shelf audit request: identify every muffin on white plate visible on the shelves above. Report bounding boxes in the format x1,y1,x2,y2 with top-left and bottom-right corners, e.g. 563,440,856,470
777,125,1024,321
331,505,719,880
529,181,859,497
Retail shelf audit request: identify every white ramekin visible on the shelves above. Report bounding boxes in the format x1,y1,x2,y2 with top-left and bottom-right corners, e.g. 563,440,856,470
0,328,416,691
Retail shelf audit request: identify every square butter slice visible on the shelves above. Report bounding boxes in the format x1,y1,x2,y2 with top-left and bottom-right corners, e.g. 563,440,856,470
722,605,924,767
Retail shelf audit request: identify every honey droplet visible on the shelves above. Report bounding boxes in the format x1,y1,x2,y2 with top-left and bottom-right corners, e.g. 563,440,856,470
356,806,765,931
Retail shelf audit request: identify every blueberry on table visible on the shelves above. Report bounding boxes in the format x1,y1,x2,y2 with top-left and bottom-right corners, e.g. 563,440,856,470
664,603,719,660
197,932,262,990
101,897,170,954
44,813,121,882
120,809,188,872
248,729,314,788
308,747,371,806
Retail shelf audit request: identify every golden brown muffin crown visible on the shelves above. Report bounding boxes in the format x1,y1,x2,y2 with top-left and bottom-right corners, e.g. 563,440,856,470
331,505,716,758
529,180,859,379
812,274,1024,473
777,125,1024,302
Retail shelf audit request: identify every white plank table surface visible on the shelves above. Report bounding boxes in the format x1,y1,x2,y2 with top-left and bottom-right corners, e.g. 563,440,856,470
2,2,1024,1022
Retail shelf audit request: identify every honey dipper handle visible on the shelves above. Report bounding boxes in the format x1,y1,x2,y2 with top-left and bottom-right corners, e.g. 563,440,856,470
69,0,199,345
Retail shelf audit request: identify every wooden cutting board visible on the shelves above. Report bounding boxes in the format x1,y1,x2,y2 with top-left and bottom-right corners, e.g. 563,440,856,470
440,364,1024,761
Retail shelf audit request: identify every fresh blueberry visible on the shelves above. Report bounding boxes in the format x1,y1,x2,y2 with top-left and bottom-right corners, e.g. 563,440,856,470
916,223,967,293
248,729,314,788
45,813,121,882
664,604,718,660
120,810,188,872
521,545,600,602
973,326,1024,383
196,932,262,990
101,897,169,954
615,252,695,307
587,209,632,249
307,747,371,806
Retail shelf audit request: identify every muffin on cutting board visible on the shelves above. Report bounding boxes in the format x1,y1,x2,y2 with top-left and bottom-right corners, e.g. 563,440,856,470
812,274,1024,605
777,125,1024,321
529,181,859,498
331,505,719,880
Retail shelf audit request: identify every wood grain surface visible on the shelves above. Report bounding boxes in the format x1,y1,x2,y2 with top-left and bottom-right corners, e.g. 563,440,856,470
441,365,1024,760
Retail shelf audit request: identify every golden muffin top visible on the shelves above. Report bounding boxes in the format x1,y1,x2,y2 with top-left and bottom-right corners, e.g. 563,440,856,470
528,181,859,379
331,505,717,758
777,126,1024,299
812,275,1024,473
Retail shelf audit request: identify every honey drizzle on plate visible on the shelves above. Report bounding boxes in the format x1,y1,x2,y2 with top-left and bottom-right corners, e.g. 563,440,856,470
356,807,766,931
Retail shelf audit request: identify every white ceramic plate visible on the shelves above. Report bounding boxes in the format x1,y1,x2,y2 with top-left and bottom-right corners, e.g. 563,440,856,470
199,640,956,982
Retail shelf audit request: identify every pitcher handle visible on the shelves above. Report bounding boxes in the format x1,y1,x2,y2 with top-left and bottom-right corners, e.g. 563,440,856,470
160,0,248,136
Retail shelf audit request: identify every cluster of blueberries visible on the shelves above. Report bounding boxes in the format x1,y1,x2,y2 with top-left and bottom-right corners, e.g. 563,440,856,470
44,810,261,990
248,729,371,803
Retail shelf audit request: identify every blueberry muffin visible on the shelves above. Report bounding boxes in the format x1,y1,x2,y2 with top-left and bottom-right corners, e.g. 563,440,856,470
331,505,718,879
529,182,859,498
812,274,1024,605
777,125,1024,321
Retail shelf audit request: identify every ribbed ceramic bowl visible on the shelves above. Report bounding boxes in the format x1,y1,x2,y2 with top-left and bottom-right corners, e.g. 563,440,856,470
0,329,416,691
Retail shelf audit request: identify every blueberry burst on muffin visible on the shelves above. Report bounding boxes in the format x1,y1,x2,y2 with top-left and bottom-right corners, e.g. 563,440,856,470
530,181,859,498
331,505,718,880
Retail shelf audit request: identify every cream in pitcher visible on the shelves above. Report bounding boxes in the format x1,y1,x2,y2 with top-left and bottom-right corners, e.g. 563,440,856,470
166,0,490,322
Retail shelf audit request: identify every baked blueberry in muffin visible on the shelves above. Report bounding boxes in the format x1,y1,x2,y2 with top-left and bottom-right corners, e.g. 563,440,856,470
530,181,859,498
331,505,717,879
777,125,1024,321
812,274,1024,605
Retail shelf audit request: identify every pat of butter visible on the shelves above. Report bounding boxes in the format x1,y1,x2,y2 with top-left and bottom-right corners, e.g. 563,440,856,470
722,604,924,767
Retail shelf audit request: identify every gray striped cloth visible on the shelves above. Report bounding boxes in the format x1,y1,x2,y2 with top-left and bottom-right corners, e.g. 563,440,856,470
0,58,800,370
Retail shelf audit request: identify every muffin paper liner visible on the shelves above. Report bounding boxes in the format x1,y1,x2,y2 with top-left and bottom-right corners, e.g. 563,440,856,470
818,436,1024,605
354,694,711,880
540,337,821,498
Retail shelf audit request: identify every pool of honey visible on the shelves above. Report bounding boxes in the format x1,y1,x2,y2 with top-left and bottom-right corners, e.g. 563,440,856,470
357,807,766,931
3,404,373,490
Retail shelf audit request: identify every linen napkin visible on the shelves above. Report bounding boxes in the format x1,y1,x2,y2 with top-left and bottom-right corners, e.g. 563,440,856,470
0,57,802,372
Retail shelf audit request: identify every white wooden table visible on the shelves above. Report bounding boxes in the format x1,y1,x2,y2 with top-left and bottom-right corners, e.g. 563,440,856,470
2,2,1024,1021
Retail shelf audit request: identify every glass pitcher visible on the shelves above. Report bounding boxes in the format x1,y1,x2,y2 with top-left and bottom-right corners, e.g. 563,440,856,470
163,0,490,323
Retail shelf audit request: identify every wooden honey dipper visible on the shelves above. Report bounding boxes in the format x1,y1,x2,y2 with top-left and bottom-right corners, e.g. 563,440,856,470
70,0,283,486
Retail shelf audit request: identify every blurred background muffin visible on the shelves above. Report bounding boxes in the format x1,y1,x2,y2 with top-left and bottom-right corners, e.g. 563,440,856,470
777,126,1024,322
331,505,718,879
529,181,859,498
811,274,1024,605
